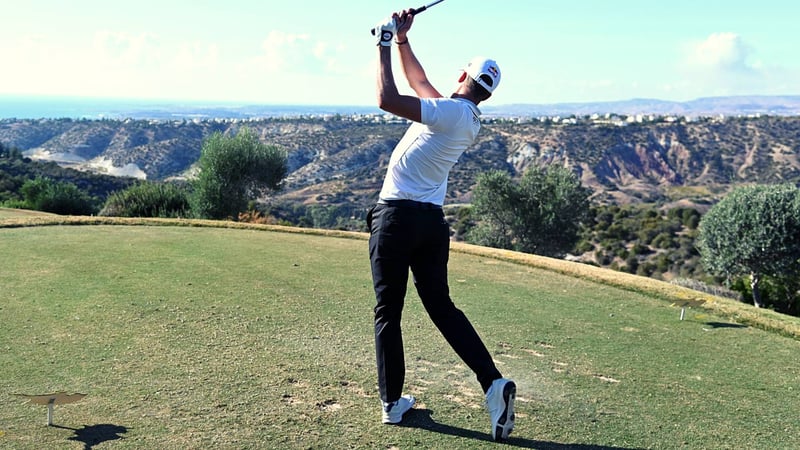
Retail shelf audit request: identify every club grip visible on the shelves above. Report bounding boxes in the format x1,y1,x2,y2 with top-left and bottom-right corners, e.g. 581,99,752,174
369,6,426,35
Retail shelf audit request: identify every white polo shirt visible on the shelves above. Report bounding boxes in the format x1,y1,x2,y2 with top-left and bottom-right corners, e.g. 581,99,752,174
379,97,482,206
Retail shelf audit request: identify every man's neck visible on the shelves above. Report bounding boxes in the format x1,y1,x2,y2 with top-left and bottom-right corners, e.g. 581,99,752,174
450,93,480,106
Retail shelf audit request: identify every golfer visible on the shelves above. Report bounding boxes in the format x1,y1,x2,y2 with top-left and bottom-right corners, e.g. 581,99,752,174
367,9,516,441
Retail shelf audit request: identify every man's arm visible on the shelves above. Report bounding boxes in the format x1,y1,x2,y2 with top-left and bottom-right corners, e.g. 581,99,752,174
396,42,442,99
394,10,442,99
375,14,422,123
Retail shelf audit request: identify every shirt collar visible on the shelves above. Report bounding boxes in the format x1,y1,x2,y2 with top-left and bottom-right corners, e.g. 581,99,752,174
453,97,482,116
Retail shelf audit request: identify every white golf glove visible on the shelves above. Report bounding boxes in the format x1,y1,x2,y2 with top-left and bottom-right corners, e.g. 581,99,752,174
373,17,397,47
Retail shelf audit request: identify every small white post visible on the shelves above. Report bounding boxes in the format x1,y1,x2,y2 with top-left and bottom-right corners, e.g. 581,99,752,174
47,399,55,426
680,307,686,321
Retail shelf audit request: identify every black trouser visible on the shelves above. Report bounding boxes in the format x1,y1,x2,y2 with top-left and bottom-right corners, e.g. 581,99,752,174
368,201,502,403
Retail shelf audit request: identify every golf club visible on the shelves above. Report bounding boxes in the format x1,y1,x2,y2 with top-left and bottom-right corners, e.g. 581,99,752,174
370,0,446,35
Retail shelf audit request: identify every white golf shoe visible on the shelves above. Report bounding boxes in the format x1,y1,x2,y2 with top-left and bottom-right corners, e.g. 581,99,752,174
486,378,516,441
381,394,416,424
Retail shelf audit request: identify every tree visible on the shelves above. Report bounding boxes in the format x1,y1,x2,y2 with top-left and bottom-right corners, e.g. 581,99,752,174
697,184,800,308
190,128,288,220
468,165,591,257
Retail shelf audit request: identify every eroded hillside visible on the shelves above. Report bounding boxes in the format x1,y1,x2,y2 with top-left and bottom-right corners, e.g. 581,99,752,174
1,116,798,208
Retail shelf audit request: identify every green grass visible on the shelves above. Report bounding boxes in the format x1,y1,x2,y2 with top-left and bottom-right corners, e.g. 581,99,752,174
1,222,799,449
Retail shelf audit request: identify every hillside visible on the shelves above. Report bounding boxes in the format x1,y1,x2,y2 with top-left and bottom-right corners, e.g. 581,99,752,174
2,115,799,209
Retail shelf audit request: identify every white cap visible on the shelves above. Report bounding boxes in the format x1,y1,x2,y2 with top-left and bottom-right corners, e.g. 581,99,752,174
464,57,501,93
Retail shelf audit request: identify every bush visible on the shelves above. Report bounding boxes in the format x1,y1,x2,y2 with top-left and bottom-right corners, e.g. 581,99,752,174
573,240,594,254
100,182,190,218
655,254,671,272
630,242,651,256
637,263,656,277
625,255,640,274
729,275,800,316
19,177,95,215
669,278,742,301
682,209,701,229
651,232,676,249
595,250,612,266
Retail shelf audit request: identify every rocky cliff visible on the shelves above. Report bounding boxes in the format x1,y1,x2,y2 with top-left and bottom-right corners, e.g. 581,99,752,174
2,115,798,208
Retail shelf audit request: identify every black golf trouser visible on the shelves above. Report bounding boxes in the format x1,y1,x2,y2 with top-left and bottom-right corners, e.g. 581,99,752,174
368,202,502,403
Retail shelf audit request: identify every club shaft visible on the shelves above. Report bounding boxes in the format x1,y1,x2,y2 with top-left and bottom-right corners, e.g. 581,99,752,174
370,0,445,34
411,0,444,15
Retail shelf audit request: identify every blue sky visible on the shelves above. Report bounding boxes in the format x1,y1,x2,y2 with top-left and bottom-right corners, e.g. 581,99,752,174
1,0,798,106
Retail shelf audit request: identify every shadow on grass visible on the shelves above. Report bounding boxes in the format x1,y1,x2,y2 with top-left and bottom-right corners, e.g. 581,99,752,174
51,424,128,449
401,409,642,449
706,322,748,329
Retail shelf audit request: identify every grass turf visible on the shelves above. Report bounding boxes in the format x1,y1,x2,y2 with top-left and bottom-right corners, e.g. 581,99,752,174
1,223,798,449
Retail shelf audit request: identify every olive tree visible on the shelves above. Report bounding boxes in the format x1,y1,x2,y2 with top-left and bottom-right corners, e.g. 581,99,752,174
191,128,287,220
696,184,800,308
468,165,591,257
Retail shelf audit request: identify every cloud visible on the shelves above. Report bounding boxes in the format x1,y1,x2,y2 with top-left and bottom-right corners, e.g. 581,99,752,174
235,30,373,103
0,26,372,104
253,31,315,73
686,32,757,73
675,32,776,98
92,31,162,68
172,42,221,71
250,31,360,76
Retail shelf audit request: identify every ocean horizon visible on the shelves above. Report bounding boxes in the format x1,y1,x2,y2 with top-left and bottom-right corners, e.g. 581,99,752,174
3,94,800,120
0,95,383,120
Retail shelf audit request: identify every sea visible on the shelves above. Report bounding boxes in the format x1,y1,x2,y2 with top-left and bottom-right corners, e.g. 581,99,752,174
0,96,383,120
4,95,800,120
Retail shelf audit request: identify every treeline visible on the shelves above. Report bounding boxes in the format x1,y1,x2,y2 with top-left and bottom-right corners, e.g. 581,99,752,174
0,141,136,213
3,137,797,317
2,128,286,220
578,204,703,278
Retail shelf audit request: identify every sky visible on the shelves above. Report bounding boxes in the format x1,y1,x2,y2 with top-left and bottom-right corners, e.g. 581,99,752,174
1,0,799,107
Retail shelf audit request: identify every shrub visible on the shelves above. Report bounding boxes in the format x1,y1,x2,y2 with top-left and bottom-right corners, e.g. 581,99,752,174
573,240,594,254
670,278,742,301
100,182,190,218
19,177,95,215
630,242,651,256
625,255,640,274
651,232,676,249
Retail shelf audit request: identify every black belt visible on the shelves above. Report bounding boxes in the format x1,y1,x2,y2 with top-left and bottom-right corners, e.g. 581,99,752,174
378,199,442,210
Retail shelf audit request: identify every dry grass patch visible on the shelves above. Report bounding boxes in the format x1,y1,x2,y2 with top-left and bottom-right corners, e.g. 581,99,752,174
0,208,57,219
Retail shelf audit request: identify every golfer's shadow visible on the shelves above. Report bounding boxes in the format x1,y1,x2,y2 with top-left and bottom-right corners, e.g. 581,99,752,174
401,408,641,450
51,423,128,449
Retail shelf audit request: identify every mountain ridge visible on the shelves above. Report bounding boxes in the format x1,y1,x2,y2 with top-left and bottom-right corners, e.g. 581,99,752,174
488,95,800,118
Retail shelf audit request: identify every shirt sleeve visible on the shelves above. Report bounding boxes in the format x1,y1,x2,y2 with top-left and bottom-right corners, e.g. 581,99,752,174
420,98,460,133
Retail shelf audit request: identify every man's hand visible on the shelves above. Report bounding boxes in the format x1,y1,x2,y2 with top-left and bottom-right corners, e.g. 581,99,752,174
372,15,397,47
395,10,414,43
